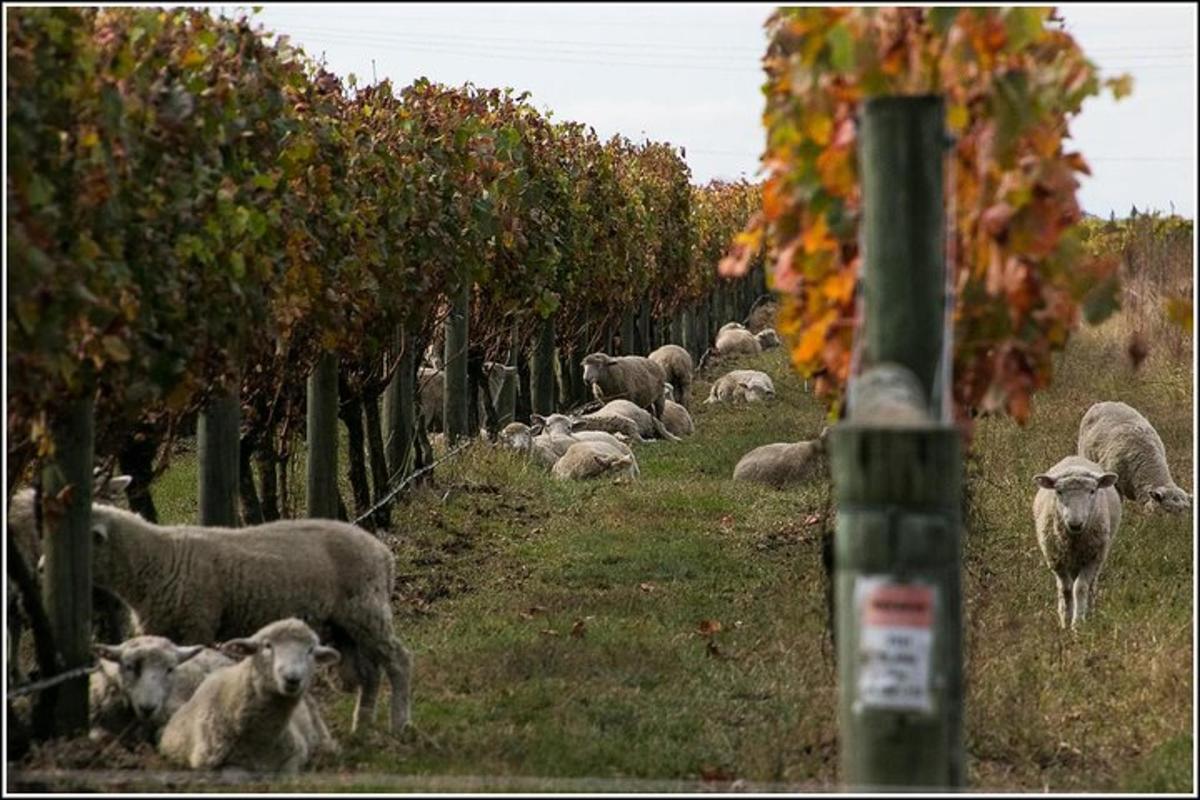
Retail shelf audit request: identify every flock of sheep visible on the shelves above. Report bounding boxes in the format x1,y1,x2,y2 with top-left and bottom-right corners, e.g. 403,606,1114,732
5,314,1191,775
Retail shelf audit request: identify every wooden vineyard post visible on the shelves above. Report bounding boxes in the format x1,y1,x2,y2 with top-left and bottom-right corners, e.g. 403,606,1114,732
531,315,556,416
39,395,94,734
198,379,240,526
827,95,964,790
306,351,339,519
444,276,472,443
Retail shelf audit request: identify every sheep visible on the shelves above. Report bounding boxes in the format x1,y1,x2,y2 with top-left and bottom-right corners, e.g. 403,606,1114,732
89,636,233,744
574,399,680,442
5,488,413,735
715,327,762,358
746,301,778,334
648,344,694,407
1077,401,1192,513
419,361,518,433
717,321,747,335
754,328,781,350
847,363,933,426
551,441,638,481
732,429,829,489
497,422,560,467
1032,455,1122,629
661,385,695,438
704,370,776,404
580,352,668,418
567,409,646,442
535,414,636,456
158,618,339,773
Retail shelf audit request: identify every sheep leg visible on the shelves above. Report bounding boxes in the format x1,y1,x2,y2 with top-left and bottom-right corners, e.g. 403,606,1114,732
1054,572,1072,629
1070,573,1092,629
382,637,413,733
351,660,381,733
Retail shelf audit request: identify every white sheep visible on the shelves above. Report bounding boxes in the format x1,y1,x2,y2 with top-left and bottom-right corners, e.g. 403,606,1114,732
717,321,747,335
1032,455,1122,629
89,636,233,743
647,344,694,407
754,328,781,350
732,429,829,489
1077,401,1192,513
574,399,679,442
551,441,638,481
715,327,762,358
158,618,339,773
704,370,776,404
6,485,413,734
580,353,669,419
661,384,695,438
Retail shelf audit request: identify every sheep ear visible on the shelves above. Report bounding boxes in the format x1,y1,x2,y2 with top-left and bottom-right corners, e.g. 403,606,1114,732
1033,474,1056,490
314,645,341,666
93,644,123,664
220,638,260,659
531,414,546,426
604,356,619,366
95,474,133,498
1095,473,1118,490
1149,486,1166,501
174,645,205,665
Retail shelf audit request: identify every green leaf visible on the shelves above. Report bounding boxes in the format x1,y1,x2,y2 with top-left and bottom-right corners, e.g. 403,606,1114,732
929,7,961,36
1082,274,1121,325
102,335,132,363
1003,7,1046,53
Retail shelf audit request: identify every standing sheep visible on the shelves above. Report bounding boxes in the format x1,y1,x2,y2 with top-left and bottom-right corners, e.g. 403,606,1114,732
1077,401,1192,513
158,618,339,773
732,429,829,489
1032,455,1122,629
5,489,413,734
580,353,668,418
715,327,762,358
648,344,694,407
89,636,233,743
552,441,639,481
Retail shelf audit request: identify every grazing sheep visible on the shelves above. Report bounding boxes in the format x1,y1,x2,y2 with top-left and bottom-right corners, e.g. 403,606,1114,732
158,618,339,773
6,489,413,735
715,327,762,358
847,363,932,426
648,344,694,407
89,636,233,743
732,429,829,489
580,353,668,418
1077,401,1192,513
754,328,781,350
419,361,518,433
574,399,679,442
1032,456,1122,630
660,387,695,438
551,441,638,481
704,370,776,404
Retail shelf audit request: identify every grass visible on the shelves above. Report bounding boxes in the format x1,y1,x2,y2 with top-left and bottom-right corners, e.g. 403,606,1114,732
8,320,1193,793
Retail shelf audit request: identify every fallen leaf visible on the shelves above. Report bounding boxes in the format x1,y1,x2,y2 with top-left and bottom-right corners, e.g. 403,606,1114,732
697,619,722,637
570,619,586,639
539,629,559,637
519,605,546,620
803,513,822,526
700,765,735,782
639,582,657,593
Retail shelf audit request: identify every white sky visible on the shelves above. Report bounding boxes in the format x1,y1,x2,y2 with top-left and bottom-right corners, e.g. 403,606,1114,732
241,2,1197,218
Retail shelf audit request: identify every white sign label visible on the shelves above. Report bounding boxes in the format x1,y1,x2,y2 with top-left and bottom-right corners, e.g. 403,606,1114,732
854,577,937,714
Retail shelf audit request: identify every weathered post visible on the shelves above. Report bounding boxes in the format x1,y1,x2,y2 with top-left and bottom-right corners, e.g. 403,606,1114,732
40,395,94,734
198,379,240,526
444,276,472,443
496,323,520,426
383,329,417,486
306,351,339,518
530,315,557,416
828,95,963,791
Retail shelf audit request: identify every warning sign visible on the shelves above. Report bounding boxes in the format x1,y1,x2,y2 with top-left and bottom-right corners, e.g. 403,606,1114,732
854,577,937,714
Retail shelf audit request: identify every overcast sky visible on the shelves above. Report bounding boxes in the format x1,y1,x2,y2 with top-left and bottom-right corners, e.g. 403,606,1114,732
243,3,1197,218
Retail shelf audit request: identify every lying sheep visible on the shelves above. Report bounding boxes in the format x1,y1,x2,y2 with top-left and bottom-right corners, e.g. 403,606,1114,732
574,399,679,442
89,636,233,744
159,618,339,773
755,328,781,350
715,327,762,358
552,441,638,481
498,422,560,467
704,370,776,404
732,429,829,489
1077,401,1192,513
567,410,645,442
1033,456,1122,629
648,345,694,407
7,479,412,734
419,361,518,433
747,301,778,334
661,385,695,438
718,321,747,335
580,353,668,418
847,363,932,426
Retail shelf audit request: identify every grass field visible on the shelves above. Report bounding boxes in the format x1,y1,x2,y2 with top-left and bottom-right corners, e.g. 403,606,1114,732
9,314,1194,793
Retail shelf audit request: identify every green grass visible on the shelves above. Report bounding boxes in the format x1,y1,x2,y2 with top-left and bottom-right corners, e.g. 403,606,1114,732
10,325,1193,793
